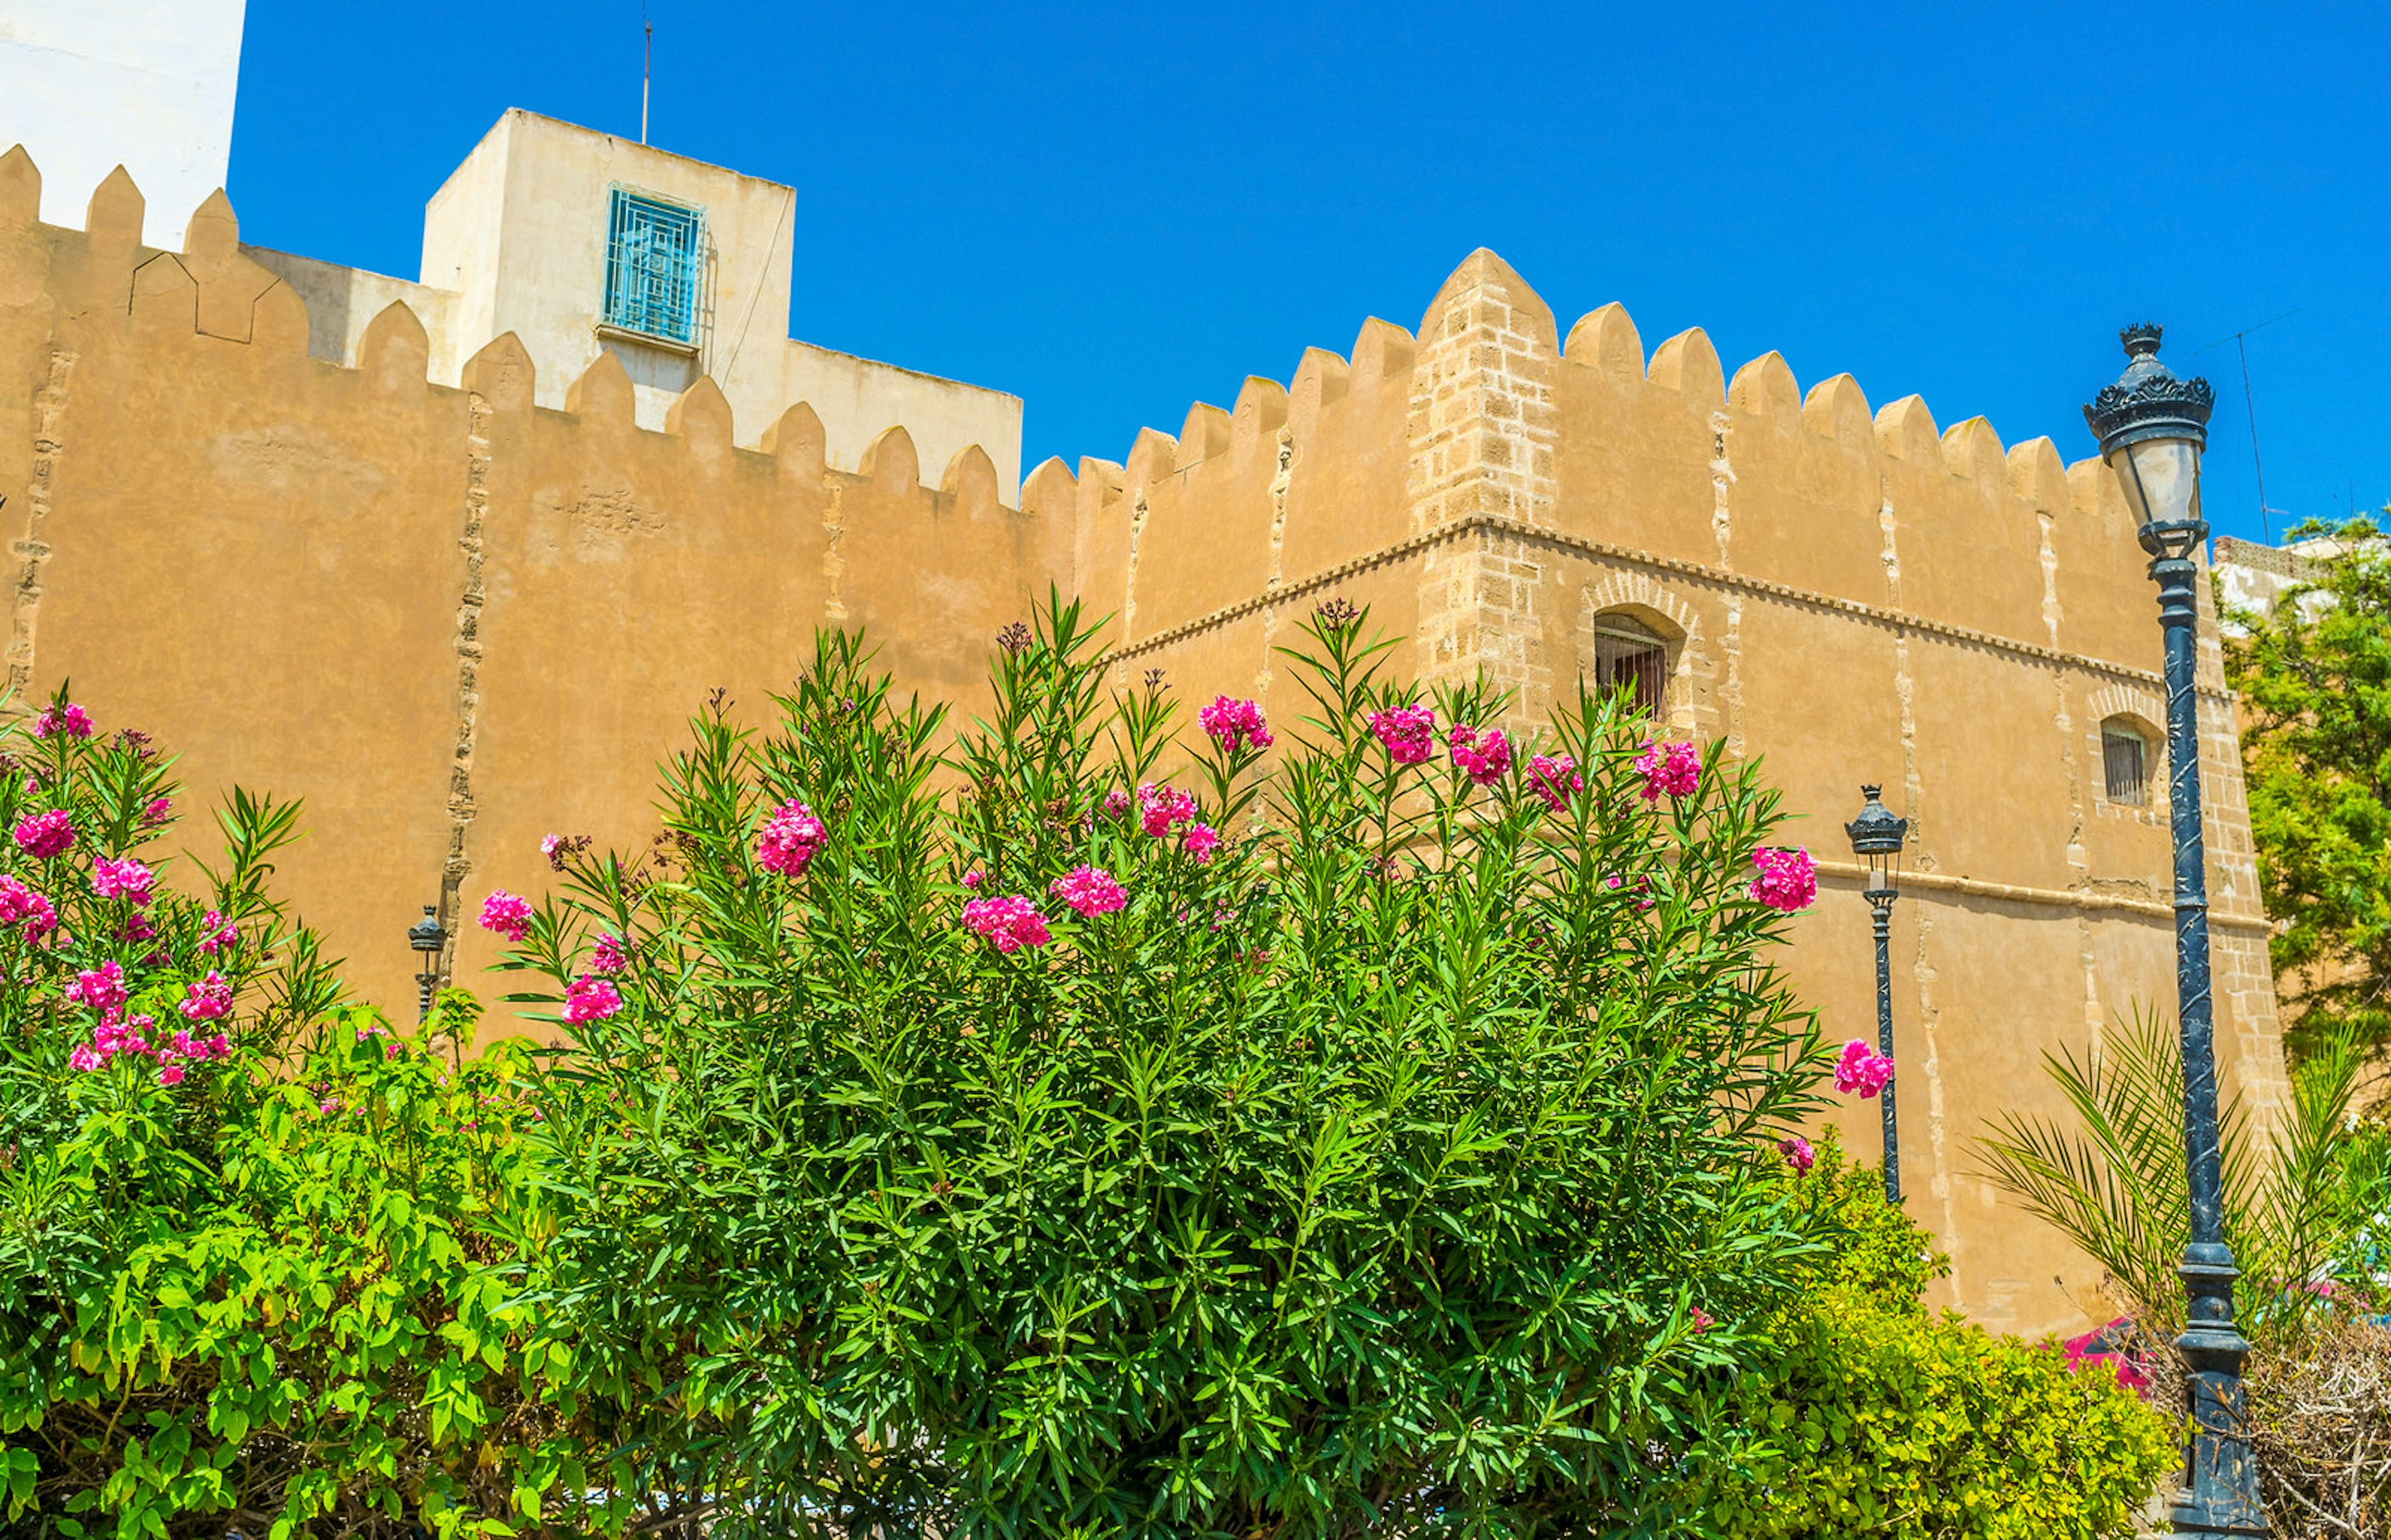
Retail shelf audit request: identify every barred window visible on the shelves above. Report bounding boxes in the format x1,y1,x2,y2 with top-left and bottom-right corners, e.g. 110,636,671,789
1592,613,1670,718
603,189,703,345
2103,720,2151,805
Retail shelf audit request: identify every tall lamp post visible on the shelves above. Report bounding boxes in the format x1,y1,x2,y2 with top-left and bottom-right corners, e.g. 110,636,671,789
1844,785,1907,1203
408,903,447,1023
2084,324,2266,1538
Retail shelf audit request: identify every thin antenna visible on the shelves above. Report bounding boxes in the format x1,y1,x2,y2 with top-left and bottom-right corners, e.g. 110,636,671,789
2192,311,2301,546
2235,333,2272,545
641,2,653,145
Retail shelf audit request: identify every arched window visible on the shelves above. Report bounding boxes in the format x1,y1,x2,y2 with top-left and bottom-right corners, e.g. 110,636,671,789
2101,715,2156,806
1592,611,1671,718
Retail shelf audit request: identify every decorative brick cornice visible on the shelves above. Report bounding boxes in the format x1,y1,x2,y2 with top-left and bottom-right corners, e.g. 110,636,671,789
1111,511,2235,703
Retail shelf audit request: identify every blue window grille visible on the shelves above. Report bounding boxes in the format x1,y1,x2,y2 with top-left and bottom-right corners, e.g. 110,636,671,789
603,189,703,344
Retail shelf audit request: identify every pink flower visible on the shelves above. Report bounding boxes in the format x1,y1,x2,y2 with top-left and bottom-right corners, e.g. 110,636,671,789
198,910,238,955
1834,1039,1895,1099
1604,872,1657,912
479,890,534,943
1689,1306,1713,1333
1448,724,1514,786
156,1063,186,1087
12,809,74,860
565,974,624,1023
90,857,155,906
1368,705,1436,765
591,931,630,976
65,961,127,1015
1747,847,1817,912
139,796,172,827
1634,739,1702,802
32,702,93,739
1182,823,1222,864
2061,1319,2154,1401
962,893,1052,954
1778,1135,1816,1175
1199,696,1274,754
180,971,233,1021
0,876,57,937
1527,754,1582,813
961,868,988,891
757,799,828,877
1049,864,1127,918
1100,788,1133,822
67,1044,106,1073
93,1010,154,1059
1137,783,1197,838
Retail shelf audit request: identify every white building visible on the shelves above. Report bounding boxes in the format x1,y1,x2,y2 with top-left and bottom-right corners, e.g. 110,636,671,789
0,6,1022,497
0,0,246,249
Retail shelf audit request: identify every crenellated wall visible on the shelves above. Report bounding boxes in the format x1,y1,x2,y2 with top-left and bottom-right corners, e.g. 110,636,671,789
0,136,2288,1340
1062,248,2289,1340
0,148,1065,1010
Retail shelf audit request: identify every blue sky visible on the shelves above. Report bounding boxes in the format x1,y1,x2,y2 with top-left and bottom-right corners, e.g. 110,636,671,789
227,1,2385,545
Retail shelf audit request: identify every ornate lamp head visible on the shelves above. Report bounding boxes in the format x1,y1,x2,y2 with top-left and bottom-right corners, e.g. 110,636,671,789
1844,784,1908,897
408,903,446,957
2083,324,2214,561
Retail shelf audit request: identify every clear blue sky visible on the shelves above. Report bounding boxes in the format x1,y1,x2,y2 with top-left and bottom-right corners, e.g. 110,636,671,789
226,1,2385,545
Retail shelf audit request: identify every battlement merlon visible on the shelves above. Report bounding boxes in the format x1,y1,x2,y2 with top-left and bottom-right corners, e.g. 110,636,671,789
1078,245,2167,688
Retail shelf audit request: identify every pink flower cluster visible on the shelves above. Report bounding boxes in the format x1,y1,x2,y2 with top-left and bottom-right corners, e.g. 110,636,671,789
565,974,624,1023
1527,754,1582,813
1182,824,1222,863
1605,872,1656,911
1098,789,1133,822
757,799,828,877
1777,1135,1816,1175
1634,739,1701,802
198,909,238,955
1834,1039,1894,1099
90,857,155,906
963,893,1051,953
180,970,233,1021
480,890,534,944
1747,847,1817,912
32,702,93,739
66,960,127,1014
1199,696,1273,754
68,1010,229,1085
2060,1318,2154,1401
1448,724,1513,785
591,931,631,976
1368,705,1436,765
1049,864,1127,918
140,796,173,828
12,809,73,860
0,875,57,938
1138,783,1197,838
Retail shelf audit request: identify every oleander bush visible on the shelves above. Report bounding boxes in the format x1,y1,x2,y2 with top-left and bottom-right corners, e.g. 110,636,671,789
497,598,1839,1537
1,602,2180,1539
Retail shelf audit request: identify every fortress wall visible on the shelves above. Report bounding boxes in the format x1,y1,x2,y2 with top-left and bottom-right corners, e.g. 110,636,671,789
0,153,1062,1010
1086,246,2288,1338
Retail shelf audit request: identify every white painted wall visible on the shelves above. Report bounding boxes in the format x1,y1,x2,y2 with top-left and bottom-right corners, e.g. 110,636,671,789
0,0,245,247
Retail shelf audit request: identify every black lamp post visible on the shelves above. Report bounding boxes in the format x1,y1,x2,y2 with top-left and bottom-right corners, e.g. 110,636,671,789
1844,785,1908,1203
2085,324,2266,1538
408,903,447,1023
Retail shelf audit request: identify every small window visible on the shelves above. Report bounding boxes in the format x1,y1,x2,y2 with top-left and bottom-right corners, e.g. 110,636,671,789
603,189,704,345
1592,613,1670,718
2103,721,2150,805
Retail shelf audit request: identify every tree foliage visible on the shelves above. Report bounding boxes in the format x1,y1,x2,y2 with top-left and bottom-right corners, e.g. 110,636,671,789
2224,514,2391,1059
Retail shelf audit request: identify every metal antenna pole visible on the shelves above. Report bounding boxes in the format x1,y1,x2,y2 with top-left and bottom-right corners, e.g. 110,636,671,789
641,4,653,144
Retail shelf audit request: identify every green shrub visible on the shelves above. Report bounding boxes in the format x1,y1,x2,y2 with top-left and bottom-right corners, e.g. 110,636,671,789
502,601,1836,1537
1684,1140,2176,1538
0,695,568,1539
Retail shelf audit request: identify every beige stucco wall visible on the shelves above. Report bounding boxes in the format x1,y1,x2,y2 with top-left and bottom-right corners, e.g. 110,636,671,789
1054,249,2291,1341
0,147,1060,1030
0,143,2290,1343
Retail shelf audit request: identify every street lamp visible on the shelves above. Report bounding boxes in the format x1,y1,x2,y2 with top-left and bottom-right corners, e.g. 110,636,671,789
2085,323,2266,1538
408,903,447,1023
1844,785,1907,1203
